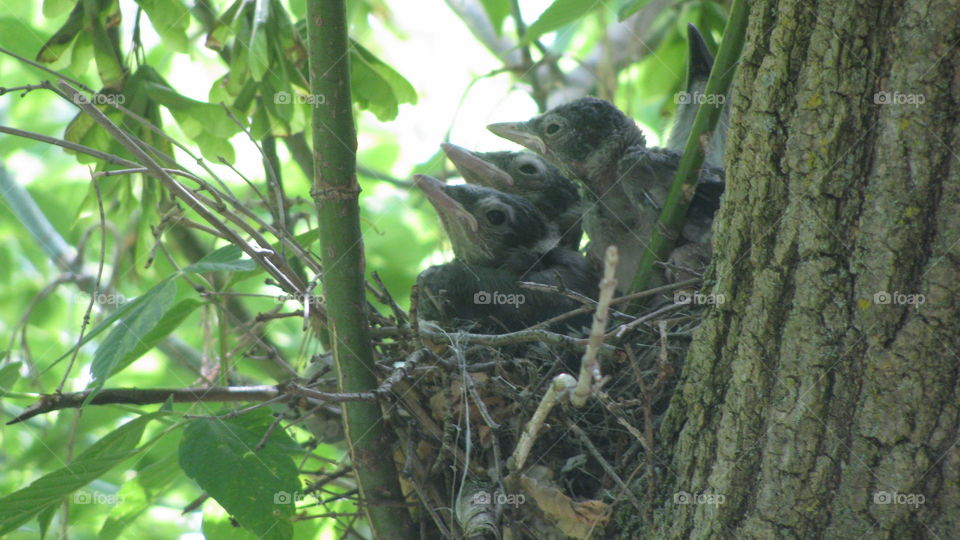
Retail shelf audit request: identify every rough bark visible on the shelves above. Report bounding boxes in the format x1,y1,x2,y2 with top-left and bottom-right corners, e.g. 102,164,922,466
638,0,960,538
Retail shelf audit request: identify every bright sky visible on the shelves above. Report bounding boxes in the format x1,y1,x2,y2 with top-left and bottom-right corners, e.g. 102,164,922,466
361,1,550,173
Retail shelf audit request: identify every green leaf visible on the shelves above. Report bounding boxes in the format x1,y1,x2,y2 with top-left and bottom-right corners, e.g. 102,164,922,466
259,63,293,129
36,2,84,64
179,411,301,540
0,413,159,535
269,0,305,70
43,0,76,18
112,298,202,376
206,0,244,50
89,11,125,87
202,506,260,540
99,452,181,540
89,278,177,389
225,43,252,96
351,40,417,105
37,502,57,539
0,17,49,59
69,27,94,74
349,40,417,121
521,0,596,45
183,245,257,273
224,228,318,288
618,0,650,21
48,280,174,371
135,0,190,52
248,0,271,81
0,361,21,394
193,132,237,163
480,0,511,35
143,82,242,139
350,60,398,120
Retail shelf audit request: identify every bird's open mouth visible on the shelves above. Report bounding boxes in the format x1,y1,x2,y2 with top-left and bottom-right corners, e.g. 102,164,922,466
441,143,514,189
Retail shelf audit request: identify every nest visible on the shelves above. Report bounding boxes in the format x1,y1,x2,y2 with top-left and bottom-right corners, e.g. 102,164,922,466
358,271,709,539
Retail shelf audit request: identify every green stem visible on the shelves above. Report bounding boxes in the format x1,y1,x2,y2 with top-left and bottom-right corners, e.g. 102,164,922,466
628,0,749,296
306,2,413,537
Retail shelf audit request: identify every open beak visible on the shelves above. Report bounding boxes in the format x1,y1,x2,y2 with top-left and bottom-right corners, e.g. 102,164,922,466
413,174,478,233
441,143,514,189
486,122,546,155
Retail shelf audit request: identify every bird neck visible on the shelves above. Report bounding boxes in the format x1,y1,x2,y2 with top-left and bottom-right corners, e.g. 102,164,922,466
577,123,644,193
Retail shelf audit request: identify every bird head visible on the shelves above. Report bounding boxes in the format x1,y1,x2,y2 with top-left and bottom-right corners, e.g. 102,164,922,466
442,144,578,204
487,97,644,184
440,143,515,190
414,174,556,267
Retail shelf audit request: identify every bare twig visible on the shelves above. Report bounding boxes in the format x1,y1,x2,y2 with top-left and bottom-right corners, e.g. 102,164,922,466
57,170,108,393
508,373,576,472
7,384,377,424
569,423,643,512
610,302,685,339
572,246,618,407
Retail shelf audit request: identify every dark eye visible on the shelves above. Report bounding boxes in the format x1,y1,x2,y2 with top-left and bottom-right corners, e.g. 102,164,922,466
486,209,506,225
518,163,538,175
545,122,561,136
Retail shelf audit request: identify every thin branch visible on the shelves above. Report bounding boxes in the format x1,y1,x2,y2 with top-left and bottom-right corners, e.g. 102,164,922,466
572,246,618,407
58,171,108,393
7,384,376,425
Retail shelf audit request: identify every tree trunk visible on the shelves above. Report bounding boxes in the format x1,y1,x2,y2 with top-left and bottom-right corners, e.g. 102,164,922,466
641,0,960,537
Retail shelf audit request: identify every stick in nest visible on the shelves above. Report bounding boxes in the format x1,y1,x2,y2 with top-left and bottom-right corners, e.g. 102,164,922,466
572,245,618,407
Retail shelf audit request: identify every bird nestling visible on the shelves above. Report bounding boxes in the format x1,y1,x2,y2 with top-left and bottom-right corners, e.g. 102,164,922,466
441,143,583,250
414,174,597,333
413,173,560,268
487,97,724,291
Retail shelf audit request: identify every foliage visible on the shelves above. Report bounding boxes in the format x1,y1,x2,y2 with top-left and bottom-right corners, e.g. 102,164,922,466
0,0,728,537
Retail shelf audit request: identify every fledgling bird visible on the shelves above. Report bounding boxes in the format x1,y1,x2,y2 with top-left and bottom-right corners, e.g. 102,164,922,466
413,173,559,268
487,97,724,291
414,174,597,333
441,143,583,250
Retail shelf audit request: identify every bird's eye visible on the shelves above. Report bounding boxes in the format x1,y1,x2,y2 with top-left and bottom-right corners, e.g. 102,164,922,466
486,209,507,225
518,163,538,175
545,122,562,136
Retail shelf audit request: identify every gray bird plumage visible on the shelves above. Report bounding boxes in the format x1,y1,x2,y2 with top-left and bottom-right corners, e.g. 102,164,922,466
441,143,583,250
488,97,724,291
414,175,597,333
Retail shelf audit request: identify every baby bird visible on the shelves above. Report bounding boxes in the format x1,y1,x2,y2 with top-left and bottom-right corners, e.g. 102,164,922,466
414,175,597,333
441,143,583,250
488,97,724,291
